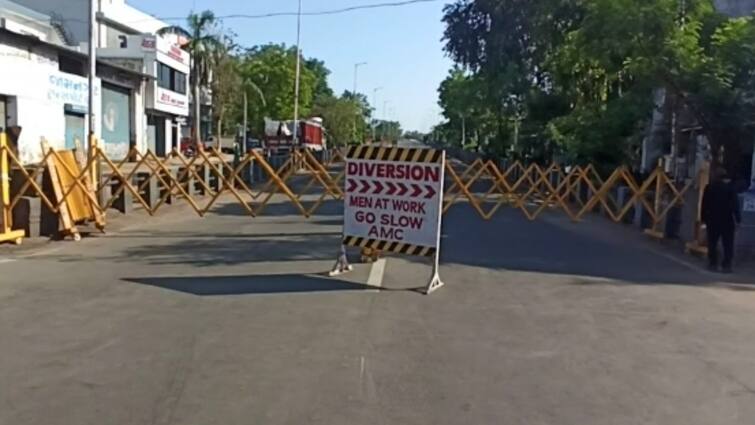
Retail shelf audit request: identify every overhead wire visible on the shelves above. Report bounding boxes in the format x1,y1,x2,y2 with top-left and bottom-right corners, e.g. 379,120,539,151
22,0,442,26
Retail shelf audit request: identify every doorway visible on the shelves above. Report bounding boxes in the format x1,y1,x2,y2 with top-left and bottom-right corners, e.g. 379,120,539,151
64,111,86,150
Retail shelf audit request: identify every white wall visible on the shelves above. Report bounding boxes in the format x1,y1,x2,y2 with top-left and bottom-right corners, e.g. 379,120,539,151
164,118,172,155
134,81,147,153
0,40,101,164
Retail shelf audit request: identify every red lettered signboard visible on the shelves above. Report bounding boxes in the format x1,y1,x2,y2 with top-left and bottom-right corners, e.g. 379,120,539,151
343,146,445,256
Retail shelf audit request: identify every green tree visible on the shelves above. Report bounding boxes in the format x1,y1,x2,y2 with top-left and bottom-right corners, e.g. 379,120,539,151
437,68,494,150
442,0,583,153
373,120,403,143
551,0,755,169
342,90,373,143
403,130,427,141
237,44,316,136
311,94,365,147
441,0,755,172
306,58,334,100
209,32,241,144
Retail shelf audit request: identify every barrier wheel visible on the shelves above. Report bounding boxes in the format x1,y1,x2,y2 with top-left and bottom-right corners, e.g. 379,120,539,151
14,237,22,245
73,233,82,242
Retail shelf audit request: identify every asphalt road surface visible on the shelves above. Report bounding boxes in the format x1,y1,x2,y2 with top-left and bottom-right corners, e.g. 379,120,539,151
2,196,755,425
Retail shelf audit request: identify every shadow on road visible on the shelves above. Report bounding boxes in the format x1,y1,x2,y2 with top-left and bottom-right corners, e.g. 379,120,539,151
435,204,755,287
46,232,343,267
121,235,341,267
123,273,374,296
209,198,344,218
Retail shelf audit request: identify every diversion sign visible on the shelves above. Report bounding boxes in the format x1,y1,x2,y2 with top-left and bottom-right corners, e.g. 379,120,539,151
342,146,445,257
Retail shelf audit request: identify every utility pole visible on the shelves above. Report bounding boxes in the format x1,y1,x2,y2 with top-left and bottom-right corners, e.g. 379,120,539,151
461,114,466,146
87,0,97,145
242,91,248,150
353,62,366,95
383,100,393,140
351,62,366,144
292,0,302,145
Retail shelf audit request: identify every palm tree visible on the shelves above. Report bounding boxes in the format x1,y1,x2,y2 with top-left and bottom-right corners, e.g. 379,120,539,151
158,11,221,144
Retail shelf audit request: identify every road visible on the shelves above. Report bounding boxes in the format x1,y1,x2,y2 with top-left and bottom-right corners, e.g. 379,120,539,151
2,196,755,425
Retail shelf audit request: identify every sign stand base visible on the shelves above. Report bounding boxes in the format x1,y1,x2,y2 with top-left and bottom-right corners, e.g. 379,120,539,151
424,249,444,295
425,272,444,295
328,245,353,277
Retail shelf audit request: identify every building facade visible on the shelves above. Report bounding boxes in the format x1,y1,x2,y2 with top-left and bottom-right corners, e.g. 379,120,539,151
0,1,102,164
99,34,190,156
14,0,195,158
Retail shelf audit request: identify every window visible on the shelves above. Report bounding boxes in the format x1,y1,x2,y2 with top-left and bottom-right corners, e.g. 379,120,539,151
156,62,186,95
157,63,171,90
59,55,85,75
174,72,186,95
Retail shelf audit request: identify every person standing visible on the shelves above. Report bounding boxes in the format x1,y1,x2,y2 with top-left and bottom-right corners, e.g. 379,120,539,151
702,167,742,272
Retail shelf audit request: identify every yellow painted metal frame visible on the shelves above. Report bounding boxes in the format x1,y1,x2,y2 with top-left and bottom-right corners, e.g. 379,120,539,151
0,132,25,244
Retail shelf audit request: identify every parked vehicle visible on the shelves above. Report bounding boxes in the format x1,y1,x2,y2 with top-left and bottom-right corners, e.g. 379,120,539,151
263,117,327,154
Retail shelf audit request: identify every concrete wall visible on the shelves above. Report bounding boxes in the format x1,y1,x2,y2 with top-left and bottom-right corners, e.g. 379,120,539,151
0,34,101,164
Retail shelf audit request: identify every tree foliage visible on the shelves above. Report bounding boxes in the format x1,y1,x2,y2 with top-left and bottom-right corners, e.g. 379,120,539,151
209,32,241,140
373,120,403,143
311,94,364,146
228,46,374,144
235,44,316,135
160,20,379,146
439,0,755,170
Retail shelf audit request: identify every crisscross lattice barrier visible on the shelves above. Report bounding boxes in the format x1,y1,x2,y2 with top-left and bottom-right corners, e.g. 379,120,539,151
1,140,702,247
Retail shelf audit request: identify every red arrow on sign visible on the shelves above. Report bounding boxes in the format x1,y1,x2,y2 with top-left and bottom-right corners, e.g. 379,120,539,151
411,183,423,198
386,181,397,195
359,180,371,194
396,182,408,196
424,184,437,199
373,180,385,195
346,179,358,193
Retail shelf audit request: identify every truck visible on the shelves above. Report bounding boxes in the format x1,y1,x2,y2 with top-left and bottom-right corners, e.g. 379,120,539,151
263,117,326,154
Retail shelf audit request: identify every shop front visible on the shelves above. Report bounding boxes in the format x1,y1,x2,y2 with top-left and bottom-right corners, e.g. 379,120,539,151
0,30,101,164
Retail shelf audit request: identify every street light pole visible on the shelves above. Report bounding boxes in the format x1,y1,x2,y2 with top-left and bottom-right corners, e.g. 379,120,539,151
292,0,302,145
353,62,367,95
351,62,366,144
372,87,382,141
242,91,248,150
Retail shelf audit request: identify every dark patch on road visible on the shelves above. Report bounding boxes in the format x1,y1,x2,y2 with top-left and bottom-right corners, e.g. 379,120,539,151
124,273,375,296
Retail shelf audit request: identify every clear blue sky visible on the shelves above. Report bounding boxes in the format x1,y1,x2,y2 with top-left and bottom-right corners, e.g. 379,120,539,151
128,0,453,132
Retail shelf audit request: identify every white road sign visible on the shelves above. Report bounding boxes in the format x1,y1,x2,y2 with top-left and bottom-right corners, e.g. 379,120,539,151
343,147,445,253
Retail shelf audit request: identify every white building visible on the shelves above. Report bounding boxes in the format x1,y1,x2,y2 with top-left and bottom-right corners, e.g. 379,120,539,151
99,34,190,156
0,0,102,164
15,0,192,157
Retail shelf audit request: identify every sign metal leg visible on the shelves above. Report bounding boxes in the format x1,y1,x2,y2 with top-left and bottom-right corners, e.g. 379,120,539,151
329,244,353,277
424,250,444,295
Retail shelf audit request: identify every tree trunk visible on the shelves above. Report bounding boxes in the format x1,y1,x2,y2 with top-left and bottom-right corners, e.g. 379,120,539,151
217,109,223,152
194,74,201,145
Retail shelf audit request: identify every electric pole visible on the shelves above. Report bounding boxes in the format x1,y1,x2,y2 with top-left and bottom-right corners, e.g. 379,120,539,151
292,0,302,145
